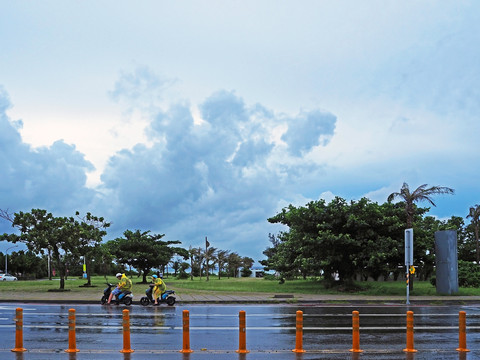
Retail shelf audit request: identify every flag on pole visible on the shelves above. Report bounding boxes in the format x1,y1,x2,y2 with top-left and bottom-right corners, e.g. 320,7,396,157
206,236,210,248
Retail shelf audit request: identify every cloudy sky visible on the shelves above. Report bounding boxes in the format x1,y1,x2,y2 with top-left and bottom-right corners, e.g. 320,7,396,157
1,1,479,264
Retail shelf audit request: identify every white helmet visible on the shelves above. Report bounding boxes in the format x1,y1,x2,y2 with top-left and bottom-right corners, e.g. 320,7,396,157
116,273,122,278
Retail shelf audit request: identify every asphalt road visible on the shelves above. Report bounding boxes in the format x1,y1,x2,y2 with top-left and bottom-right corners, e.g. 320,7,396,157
0,303,479,359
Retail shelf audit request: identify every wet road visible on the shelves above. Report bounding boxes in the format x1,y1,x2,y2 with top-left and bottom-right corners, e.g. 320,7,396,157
0,303,480,359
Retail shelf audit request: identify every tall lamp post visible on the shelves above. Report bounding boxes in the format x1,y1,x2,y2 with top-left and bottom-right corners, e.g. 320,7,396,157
5,245,18,274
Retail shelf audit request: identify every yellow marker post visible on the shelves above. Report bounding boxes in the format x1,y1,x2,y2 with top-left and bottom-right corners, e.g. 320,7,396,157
403,311,417,353
292,310,306,353
236,310,249,354
456,311,470,352
179,310,194,353
11,308,27,352
120,309,134,353
349,311,363,353
65,308,79,353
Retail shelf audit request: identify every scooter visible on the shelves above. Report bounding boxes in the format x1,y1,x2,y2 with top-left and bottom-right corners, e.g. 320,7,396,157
140,285,176,306
100,283,133,306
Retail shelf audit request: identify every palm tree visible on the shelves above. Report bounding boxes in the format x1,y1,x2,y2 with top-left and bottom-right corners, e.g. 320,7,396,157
387,182,455,228
216,250,230,280
388,182,454,290
467,205,480,264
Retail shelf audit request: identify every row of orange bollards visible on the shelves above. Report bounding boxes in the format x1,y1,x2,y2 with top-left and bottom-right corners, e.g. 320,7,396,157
11,307,472,353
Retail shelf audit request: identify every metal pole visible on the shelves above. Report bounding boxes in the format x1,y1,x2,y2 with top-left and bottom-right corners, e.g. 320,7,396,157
5,245,18,274
406,272,410,305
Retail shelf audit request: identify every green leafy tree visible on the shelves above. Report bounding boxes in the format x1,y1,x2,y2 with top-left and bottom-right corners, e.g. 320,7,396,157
107,230,188,283
226,252,243,278
0,209,103,289
241,256,254,277
9,250,47,279
467,205,480,263
74,212,110,286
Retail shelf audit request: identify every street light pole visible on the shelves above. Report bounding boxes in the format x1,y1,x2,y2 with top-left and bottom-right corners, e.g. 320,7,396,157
5,245,18,274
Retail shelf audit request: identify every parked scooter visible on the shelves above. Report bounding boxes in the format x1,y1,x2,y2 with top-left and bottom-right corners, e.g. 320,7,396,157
140,285,176,306
101,283,133,306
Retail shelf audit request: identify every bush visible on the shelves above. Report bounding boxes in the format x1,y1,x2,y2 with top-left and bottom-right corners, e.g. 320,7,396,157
176,271,189,280
458,261,480,287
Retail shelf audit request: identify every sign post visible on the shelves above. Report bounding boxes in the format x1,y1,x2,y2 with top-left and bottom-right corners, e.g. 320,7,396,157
405,229,413,304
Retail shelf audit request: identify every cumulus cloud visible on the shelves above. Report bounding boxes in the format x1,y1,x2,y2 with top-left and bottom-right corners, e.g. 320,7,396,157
0,88,96,233
282,110,336,156
96,81,338,258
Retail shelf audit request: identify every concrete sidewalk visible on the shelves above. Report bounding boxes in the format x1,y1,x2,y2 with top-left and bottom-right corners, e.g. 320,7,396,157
1,288,480,305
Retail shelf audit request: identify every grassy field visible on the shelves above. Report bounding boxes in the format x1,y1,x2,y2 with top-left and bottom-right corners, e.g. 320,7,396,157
1,275,480,297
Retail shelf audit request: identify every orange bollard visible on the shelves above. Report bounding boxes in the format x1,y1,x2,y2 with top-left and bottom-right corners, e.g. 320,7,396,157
456,311,470,352
120,309,134,353
179,310,194,353
292,310,306,353
11,307,27,352
236,310,249,354
65,308,79,353
403,311,417,353
349,310,363,353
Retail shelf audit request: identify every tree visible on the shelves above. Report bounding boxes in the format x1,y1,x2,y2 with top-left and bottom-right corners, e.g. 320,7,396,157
216,249,230,279
107,230,188,283
387,183,455,228
74,212,110,286
0,209,103,290
387,183,454,289
189,247,203,279
9,250,47,279
241,256,254,277
467,205,480,264
203,246,217,281
226,252,243,278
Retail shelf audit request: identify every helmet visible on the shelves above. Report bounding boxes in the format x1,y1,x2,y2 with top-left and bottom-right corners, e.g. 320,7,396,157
152,274,158,279
116,273,122,278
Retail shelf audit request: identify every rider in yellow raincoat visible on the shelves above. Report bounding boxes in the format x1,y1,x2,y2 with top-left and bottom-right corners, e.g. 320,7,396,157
151,274,166,305
107,273,132,304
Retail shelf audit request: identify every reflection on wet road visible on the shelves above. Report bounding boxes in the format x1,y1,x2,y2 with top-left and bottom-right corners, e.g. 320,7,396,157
1,303,480,359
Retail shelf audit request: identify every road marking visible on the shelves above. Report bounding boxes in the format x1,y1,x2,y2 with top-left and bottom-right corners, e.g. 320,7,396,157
1,324,480,331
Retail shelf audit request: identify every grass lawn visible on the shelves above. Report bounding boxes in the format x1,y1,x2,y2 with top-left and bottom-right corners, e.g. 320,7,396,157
1,275,479,297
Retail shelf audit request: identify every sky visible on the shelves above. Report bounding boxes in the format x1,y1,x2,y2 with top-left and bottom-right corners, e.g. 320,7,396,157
1,1,480,265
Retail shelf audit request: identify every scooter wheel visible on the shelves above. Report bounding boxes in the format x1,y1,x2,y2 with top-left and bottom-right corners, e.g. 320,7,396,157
124,297,133,306
101,296,107,305
166,297,176,306
140,297,150,306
